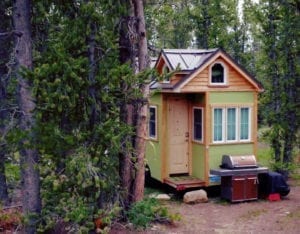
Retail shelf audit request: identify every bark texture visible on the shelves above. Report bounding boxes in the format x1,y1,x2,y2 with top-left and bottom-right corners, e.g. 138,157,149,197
131,0,149,202
13,0,41,232
119,0,149,205
119,15,137,208
0,5,10,205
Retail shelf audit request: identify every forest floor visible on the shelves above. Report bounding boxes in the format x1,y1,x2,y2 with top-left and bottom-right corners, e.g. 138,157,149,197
111,177,300,234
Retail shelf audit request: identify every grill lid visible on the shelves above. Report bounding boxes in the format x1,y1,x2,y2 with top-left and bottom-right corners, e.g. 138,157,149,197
220,155,257,169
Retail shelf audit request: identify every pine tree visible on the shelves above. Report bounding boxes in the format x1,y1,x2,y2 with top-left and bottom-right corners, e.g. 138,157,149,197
258,0,299,174
13,0,41,232
0,0,12,206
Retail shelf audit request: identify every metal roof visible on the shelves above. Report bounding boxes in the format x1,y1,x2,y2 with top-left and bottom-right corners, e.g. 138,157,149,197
150,48,263,92
162,49,218,71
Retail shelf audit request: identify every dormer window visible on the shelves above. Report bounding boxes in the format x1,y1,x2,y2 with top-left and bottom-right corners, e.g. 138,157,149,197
211,62,226,85
162,64,170,83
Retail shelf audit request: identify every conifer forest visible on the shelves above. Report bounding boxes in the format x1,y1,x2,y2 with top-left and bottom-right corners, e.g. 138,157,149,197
0,0,299,233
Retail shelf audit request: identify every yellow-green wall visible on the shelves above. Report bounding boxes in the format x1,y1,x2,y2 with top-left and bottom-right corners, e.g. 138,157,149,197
146,93,163,180
210,92,254,104
146,91,257,185
209,144,254,169
191,144,205,179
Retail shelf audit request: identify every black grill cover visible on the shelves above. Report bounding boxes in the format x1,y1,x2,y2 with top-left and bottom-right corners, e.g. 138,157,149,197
258,172,290,197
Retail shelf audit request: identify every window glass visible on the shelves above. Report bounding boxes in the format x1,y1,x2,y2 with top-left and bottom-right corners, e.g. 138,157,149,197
240,108,249,140
211,63,224,83
162,65,170,83
193,108,203,141
213,108,223,142
212,107,251,143
227,108,236,141
149,106,156,138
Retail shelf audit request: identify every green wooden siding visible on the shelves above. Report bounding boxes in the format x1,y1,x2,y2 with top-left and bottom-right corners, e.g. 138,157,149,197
209,143,254,169
191,144,205,180
146,93,162,180
210,92,254,104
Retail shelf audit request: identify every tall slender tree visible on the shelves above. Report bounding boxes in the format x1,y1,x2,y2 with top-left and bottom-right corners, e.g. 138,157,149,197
13,0,41,232
0,0,11,206
279,1,299,166
258,0,299,173
131,0,150,202
118,0,150,205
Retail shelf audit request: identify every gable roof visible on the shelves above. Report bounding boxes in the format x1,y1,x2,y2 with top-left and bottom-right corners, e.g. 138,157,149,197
160,49,217,71
151,48,263,92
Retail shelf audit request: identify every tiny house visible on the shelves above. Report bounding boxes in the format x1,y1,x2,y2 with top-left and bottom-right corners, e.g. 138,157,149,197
146,49,263,190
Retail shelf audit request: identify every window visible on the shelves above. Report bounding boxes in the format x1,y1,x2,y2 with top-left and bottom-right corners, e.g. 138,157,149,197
213,108,224,142
240,108,250,141
193,107,203,142
162,64,170,83
149,106,157,139
211,63,226,84
213,107,251,143
227,108,237,141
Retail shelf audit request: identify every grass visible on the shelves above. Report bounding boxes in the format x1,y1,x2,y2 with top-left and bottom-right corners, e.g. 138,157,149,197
257,127,300,186
257,145,273,167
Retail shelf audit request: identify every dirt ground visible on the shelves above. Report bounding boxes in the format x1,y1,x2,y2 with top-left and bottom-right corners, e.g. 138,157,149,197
111,178,300,234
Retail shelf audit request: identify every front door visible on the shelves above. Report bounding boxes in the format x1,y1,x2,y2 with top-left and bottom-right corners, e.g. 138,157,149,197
168,97,189,174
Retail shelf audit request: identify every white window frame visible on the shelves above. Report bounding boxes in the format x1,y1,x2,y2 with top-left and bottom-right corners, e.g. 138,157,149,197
213,108,225,143
193,107,203,142
212,106,251,144
209,62,227,85
226,107,238,142
149,105,158,140
239,107,251,142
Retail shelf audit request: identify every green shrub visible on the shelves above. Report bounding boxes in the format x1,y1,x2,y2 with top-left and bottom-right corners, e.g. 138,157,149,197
126,198,180,229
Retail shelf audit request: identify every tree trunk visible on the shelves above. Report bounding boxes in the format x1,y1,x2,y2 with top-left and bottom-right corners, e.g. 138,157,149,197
119,0,149,205
0,152,9,205
87,19,98,131
282,2,298,167
118,15,137,208
267,2,282,163
131,0,149,202
13,0,41,233
0,0,11,206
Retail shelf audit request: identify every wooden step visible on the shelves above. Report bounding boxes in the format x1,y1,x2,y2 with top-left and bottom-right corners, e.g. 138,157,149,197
164,175,205,191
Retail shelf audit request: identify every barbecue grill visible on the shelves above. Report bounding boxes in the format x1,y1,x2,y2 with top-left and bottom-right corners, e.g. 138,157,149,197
210,155,268,202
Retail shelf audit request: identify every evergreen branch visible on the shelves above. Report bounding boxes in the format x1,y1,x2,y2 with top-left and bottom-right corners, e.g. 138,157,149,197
0,30,23,38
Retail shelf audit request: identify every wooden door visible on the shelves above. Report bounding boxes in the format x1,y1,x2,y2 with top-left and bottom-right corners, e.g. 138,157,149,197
245,175,258,200
168,98,189,174
232,176,245,201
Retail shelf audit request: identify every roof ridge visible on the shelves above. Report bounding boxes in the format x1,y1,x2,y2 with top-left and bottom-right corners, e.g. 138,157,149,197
162,48,218,53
